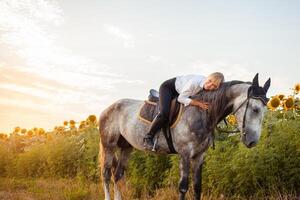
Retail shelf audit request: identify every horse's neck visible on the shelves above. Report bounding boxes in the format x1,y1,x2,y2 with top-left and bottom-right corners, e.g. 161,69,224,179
227,83,251,112
183,83,251,131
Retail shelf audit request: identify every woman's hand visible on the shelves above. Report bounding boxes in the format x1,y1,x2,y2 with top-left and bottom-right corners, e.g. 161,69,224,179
190,100,209,110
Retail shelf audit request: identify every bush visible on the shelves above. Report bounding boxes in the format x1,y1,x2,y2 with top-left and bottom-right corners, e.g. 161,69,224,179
0,143,13,177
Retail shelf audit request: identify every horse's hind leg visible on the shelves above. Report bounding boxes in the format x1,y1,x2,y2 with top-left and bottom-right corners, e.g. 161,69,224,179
113,136,133,200
99,127,119,200
114,147,133,183
100,144,117,200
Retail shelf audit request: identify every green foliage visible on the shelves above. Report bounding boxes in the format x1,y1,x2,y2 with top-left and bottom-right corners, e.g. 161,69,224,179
200,111,300,197
2,127,100,181
46,136,81,178
0,142,12,177
0,110,299,198
77,127,100,182
127,151,172,197
12,143,50,178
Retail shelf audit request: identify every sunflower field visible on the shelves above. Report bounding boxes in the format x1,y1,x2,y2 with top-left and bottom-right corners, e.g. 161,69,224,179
0,83,299,199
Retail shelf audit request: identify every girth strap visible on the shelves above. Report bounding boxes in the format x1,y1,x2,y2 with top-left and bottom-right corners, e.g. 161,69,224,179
162,124,177,154
162,98,179,154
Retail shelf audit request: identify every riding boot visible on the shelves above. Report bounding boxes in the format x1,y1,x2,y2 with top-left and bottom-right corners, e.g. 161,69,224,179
143,113,168,150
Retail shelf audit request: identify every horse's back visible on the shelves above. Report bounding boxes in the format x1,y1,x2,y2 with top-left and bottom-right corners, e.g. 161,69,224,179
98,98,143,143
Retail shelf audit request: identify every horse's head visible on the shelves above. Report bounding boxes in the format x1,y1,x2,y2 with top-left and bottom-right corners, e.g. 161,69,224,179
231,73,271,148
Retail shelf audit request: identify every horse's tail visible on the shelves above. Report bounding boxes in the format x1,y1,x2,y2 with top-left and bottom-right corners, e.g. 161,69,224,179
98,123,104,181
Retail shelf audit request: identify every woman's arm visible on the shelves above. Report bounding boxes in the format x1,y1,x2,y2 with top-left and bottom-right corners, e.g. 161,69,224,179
190,99,209,110
177,80,209,109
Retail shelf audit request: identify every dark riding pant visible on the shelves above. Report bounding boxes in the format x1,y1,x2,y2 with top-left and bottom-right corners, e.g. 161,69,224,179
147,77,179,135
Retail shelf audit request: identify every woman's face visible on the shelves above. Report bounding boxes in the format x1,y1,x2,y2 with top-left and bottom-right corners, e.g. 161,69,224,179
204,78,220,90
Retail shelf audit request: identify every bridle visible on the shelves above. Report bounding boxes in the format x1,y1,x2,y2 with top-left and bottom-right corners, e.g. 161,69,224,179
231,86,268,135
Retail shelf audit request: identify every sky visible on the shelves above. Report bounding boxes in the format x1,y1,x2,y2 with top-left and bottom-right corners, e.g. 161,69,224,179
0,0,299,133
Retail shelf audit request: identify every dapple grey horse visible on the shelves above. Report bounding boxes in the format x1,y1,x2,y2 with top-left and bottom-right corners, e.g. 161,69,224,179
99,73,270,200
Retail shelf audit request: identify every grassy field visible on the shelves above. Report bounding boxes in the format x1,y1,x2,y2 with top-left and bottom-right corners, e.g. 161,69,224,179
0,178,297,200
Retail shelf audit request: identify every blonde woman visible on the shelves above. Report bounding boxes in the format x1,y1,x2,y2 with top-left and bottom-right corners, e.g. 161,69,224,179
143,72,225,150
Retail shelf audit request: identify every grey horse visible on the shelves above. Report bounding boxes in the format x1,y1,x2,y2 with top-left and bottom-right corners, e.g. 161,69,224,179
99,73,271,200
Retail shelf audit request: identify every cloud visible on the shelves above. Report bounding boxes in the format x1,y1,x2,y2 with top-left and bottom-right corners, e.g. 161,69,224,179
0,0,143,95
103,24,135,48
0,0,143,132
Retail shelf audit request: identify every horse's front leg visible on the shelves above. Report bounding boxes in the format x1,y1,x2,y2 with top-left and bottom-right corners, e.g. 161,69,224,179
179,154,190,200
191,154,204,200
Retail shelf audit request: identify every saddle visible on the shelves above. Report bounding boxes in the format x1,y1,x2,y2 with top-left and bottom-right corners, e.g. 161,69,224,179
138,89,183,153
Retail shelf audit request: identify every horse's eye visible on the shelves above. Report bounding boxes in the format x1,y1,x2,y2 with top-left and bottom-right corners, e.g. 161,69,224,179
253,107,260,113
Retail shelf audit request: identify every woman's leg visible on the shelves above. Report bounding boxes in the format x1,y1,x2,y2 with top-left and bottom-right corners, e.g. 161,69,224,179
143,78,177,150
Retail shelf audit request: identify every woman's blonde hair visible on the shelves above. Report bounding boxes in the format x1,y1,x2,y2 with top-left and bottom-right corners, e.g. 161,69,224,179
208,72,225,85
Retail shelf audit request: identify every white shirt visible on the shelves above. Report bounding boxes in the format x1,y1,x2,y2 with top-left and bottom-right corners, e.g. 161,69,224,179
175,74,206,107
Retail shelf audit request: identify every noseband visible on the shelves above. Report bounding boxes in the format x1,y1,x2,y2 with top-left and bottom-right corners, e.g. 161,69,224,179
231,86,268,135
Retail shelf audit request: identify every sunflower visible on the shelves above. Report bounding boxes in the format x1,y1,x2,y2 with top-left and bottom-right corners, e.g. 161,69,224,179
14,127,21,133
63,121,68,126
21,129,27,134
69,120,76,126
33,127,39,134
283,96,294,110
227,114,237,126
278,94,285,100
38,128,45,136
27,130,33,137
294,83,300,94
79,124,85,129
87,115,97,123
57,126,65,132
268,96,281,110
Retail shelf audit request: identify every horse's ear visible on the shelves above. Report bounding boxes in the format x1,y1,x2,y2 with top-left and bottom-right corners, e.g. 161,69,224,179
252,73,259,87
263,78,271,93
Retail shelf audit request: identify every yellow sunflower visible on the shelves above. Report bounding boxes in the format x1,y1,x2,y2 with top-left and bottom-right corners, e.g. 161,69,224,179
268,96,281,110
283,96,294,110
87,115,97,123
38,128,45,136
278,94,285,100
33,127,39,134
57,126,65,132
79,124,85,129
294,83,300,94
227,114,237,126
14,127,21,133
21,128,27,134
27,130,33,137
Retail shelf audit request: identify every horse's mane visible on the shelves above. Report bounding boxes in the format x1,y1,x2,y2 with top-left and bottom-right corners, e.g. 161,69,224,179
190,80,251,129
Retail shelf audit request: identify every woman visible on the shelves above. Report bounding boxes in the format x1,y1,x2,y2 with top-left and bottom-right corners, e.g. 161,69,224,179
143,72,225,151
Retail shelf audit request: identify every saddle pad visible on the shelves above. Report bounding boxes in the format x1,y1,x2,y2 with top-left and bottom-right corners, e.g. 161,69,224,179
138,100,183,128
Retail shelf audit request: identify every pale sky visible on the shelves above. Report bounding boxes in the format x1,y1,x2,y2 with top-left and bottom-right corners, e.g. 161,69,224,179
0,0,299,133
